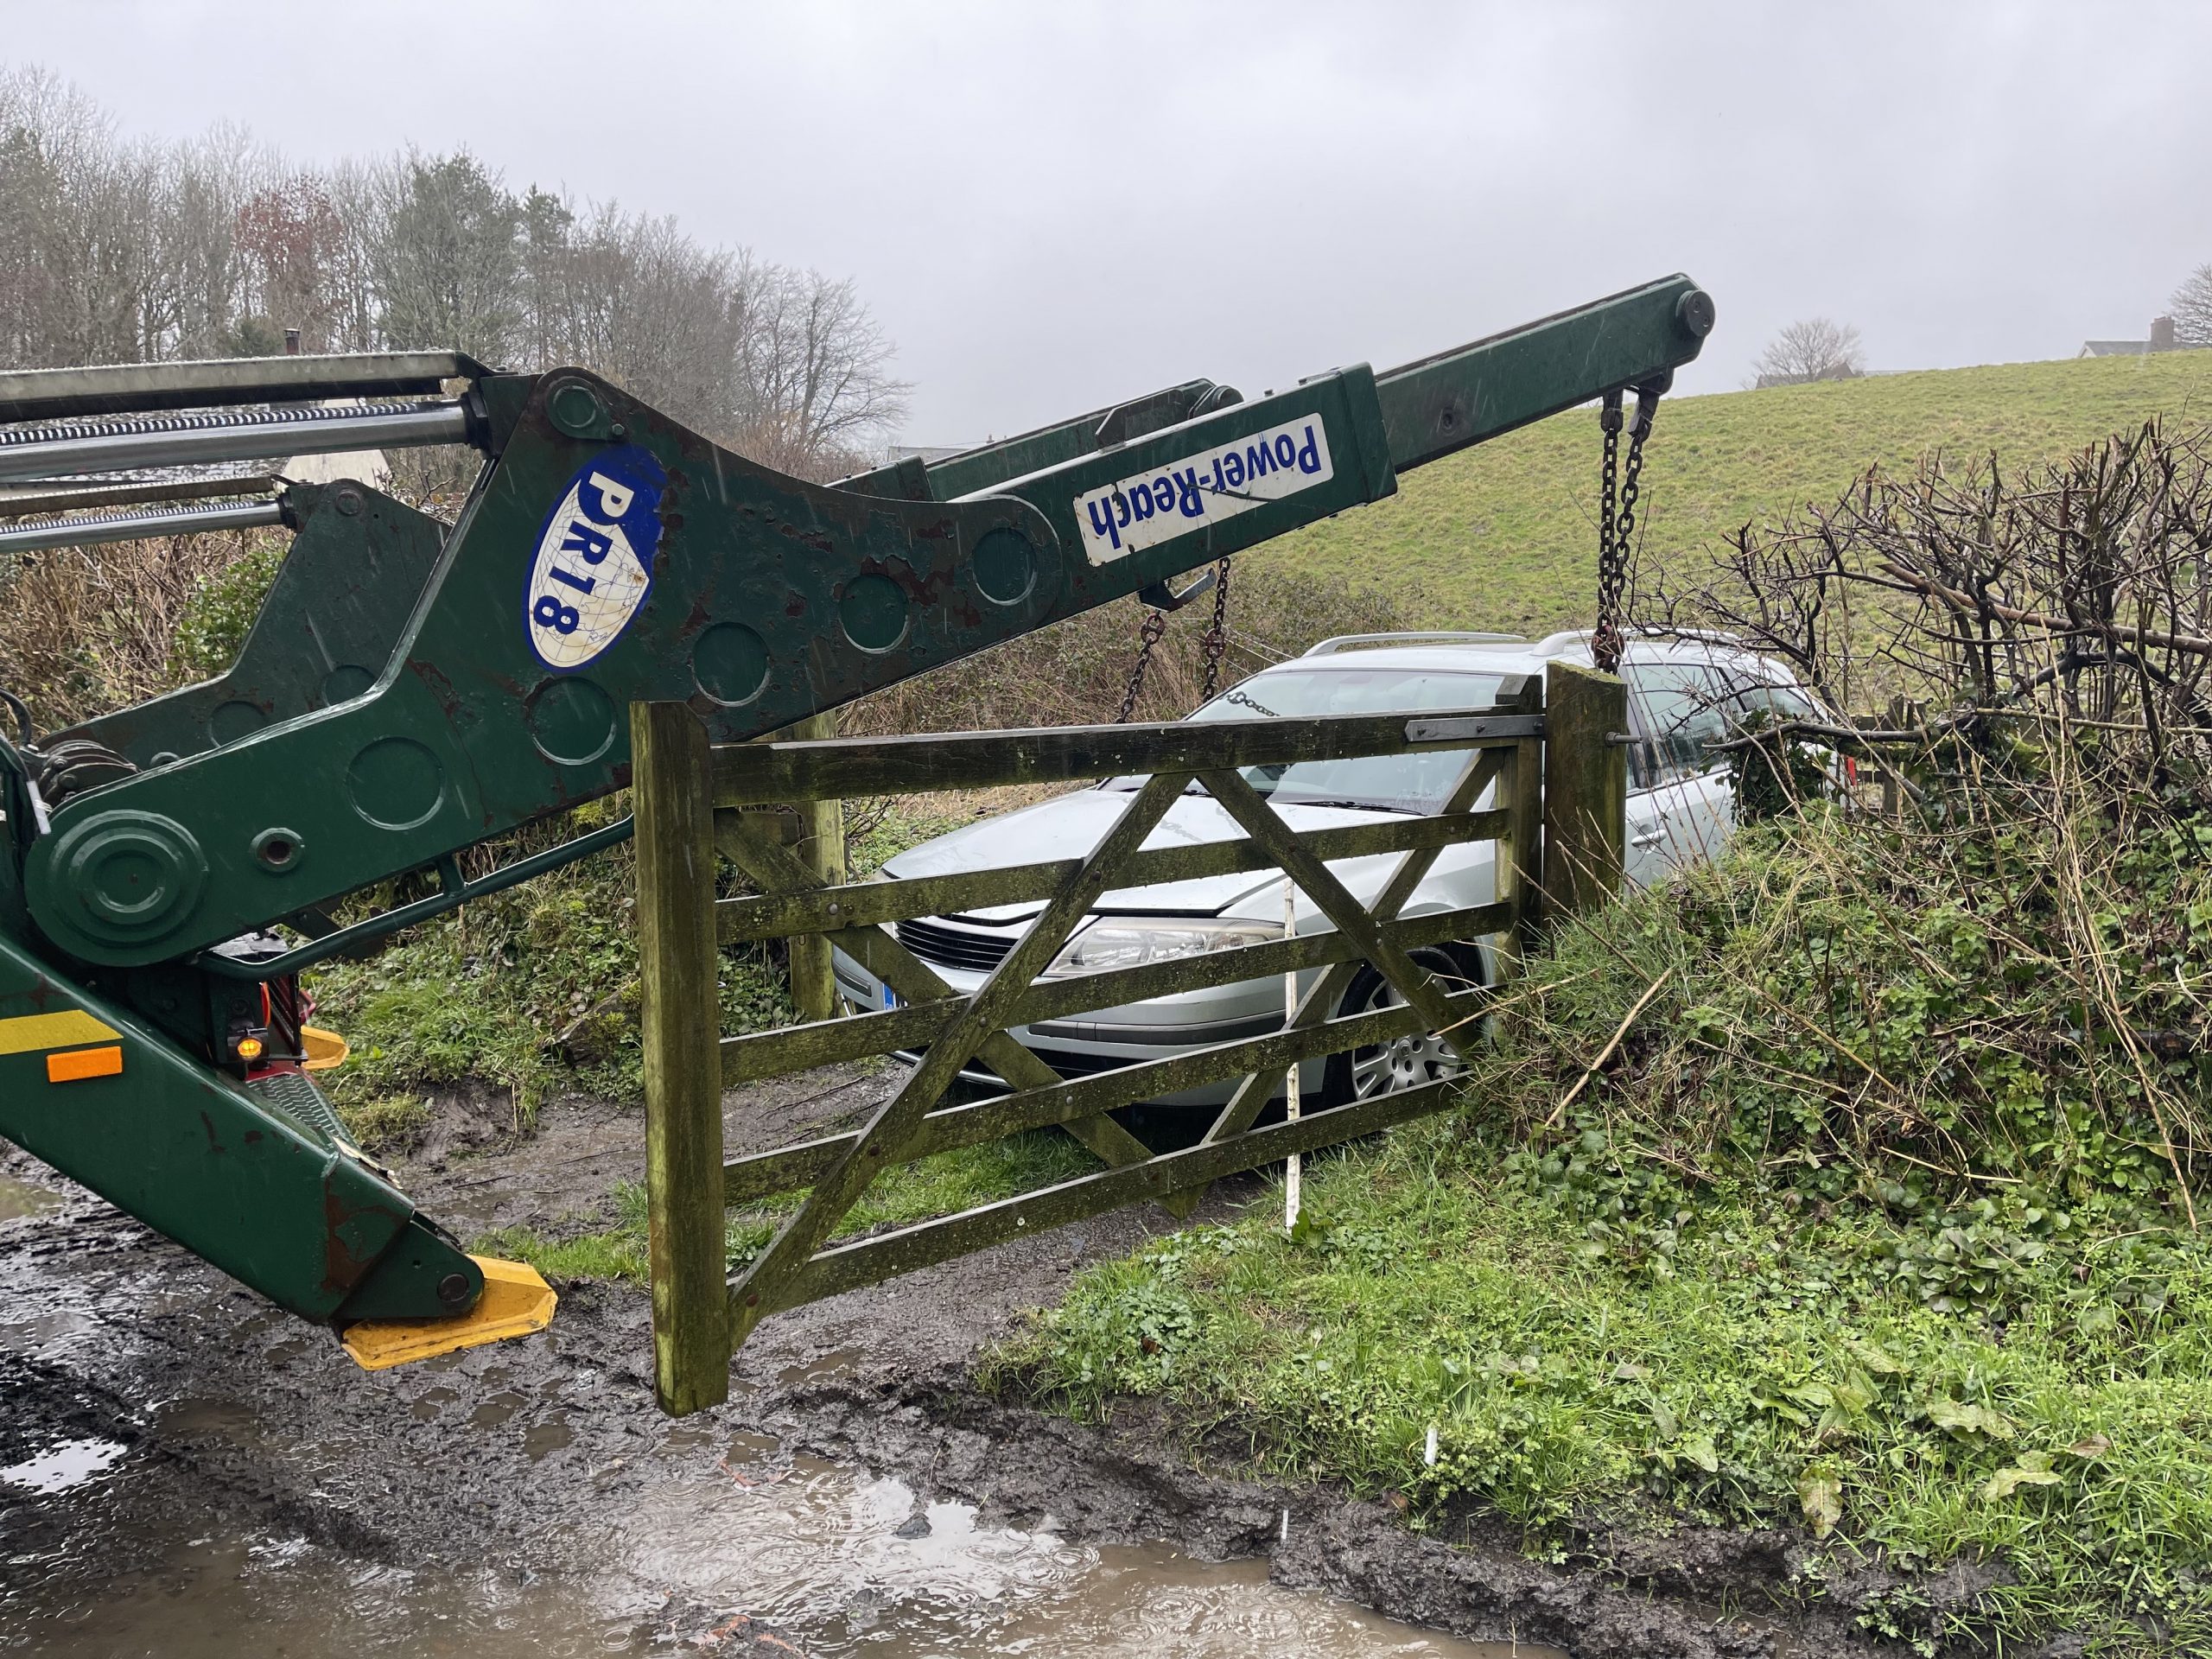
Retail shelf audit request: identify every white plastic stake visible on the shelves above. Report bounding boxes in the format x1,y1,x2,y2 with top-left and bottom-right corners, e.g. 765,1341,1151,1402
1424,1424,1439,1467
1283,881,1301,1232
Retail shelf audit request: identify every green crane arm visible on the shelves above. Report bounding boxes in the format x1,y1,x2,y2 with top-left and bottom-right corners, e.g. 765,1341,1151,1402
0,274,1710,1340
17,272,1707,971
845,275,1708,500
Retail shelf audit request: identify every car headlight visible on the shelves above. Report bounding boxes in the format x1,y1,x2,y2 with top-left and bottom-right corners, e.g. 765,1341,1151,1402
1044,916,1282,977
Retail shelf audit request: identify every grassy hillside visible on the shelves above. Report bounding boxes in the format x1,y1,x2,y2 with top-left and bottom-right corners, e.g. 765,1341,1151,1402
1249,351,2212,638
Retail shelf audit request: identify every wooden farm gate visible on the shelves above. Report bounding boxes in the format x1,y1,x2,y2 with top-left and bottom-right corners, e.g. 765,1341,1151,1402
630,664,1626,1414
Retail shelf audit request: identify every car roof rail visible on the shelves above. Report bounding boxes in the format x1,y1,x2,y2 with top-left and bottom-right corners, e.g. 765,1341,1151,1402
1529,626,1748,658
1302,630,1528,657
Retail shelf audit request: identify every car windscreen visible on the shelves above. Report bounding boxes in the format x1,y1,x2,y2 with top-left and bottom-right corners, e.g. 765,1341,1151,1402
1111,666,1509,814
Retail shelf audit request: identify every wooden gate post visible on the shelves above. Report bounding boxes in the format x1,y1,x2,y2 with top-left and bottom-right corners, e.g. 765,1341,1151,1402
1491,673,1546,971
1542,661,1626,918
785,712,844,1023
632,700,728,1414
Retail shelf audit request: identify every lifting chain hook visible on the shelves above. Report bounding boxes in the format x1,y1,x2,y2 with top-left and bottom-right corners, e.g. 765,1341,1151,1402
1198,554,1234,702
1592,382,1660,677
1116,607,1170,724
1117,553,1236,721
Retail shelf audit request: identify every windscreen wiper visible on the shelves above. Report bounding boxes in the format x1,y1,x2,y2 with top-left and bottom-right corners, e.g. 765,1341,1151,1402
1265,797,1423,814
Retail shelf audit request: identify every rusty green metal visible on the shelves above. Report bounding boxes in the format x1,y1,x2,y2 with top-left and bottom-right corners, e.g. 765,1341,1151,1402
60,483,446,768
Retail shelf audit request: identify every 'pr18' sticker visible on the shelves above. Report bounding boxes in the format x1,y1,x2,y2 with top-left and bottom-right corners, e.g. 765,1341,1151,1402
523,445,667,671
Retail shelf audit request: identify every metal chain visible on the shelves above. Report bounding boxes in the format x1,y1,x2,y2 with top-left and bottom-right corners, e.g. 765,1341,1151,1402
1592,389,1625,674
1116,607,1169,723
1617,388,1656,558
1198,555,1234,701
1592,385,1660,675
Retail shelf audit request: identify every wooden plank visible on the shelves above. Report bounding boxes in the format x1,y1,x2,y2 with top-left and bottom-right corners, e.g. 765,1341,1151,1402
727,773,1189,1347
1493,676,1545,969
716,810,1509,942
1197,767,1469,1055
779,713,844,1021
718,900,1512,1084
1198,745,1509,1150
631,701,729,1417
714,813,1159,1175
769,1076,1462,1312
721,988,1485,1205
723,993,963,1083
711,707,1541,804
717,811,1165,1189
1541,661,1626,917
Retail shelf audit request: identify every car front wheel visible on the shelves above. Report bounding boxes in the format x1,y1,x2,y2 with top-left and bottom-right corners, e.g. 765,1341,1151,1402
1321,946,1478,1106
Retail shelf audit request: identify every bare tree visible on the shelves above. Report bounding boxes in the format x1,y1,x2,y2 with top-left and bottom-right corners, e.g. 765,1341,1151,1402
2173,264,2212,348
732,266,909,479
1751,317,1865,387
232,169,351,353
0,68,913,474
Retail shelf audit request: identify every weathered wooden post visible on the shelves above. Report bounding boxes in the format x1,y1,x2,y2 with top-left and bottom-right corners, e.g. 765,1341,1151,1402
785,712,845,1023
1491,673,1547,974
632,700,728,1414
1542,661,1626,918
1880,695,1926,819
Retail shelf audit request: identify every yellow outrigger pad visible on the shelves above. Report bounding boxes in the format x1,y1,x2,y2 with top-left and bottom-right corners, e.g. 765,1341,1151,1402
300,1025,350,1071
340,1256,557,1370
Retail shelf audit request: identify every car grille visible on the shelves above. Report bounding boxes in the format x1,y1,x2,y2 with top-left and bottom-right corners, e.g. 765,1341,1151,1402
894,917,1020,973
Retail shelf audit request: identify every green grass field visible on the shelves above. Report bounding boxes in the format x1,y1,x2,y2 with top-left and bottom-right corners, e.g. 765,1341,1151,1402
1249,351,2212,638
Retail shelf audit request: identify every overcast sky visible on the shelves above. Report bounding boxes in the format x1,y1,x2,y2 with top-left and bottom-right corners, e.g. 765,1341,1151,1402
11,2,2209,444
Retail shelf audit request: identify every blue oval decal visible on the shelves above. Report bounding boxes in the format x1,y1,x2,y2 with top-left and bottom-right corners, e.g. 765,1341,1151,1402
524,445,668,671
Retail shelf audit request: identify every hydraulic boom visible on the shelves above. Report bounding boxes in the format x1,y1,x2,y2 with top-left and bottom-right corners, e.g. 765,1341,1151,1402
0,275,1711,1360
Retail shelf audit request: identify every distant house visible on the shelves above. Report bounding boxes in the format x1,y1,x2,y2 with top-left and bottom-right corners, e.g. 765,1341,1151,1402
1753,366,1863,389
2082,315,2183,358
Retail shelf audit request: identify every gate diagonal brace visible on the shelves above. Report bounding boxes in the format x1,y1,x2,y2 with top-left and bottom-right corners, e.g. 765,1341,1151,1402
712,812,1172,1194
1198,767,1469,1039
1198,741,1515,1155
726,772,1189,1344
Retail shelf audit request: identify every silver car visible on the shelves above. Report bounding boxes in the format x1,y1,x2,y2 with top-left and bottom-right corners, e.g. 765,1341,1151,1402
832,630,1819,1108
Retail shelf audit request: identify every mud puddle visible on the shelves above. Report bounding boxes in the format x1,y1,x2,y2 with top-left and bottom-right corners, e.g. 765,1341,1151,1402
5,1421,1549,1656
3,1095,1826,1658
0,1170,57,1221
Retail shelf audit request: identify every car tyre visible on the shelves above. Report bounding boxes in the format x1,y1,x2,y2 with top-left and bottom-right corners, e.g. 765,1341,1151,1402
1320,944,1483,1108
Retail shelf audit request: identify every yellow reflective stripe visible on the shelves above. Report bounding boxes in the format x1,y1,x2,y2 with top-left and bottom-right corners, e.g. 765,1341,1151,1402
0,1009,123,1057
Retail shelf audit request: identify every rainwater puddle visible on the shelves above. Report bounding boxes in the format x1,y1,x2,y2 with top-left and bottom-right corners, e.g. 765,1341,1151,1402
7,1434,1560,1657
778,1347,862,1389
0,1170,59,1221
524,1413,574,1461
0,1436,128,1496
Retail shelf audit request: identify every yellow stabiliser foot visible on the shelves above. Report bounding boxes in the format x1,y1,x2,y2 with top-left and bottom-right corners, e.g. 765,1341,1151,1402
340,1256,557,1371
300,1025,349,1071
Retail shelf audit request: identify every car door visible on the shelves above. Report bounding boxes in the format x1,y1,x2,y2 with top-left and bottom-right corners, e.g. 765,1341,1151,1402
1620,706,1674,888
1622,658,1734,875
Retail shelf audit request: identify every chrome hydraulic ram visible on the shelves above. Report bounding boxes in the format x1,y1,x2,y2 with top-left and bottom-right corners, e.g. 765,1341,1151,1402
0,399,476,484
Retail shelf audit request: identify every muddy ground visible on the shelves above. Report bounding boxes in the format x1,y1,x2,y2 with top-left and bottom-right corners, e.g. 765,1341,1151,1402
1,1071,1932,1656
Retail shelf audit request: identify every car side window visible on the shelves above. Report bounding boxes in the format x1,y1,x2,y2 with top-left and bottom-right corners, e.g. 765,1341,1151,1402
1724,679,1820,728
1624,661,1732,783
